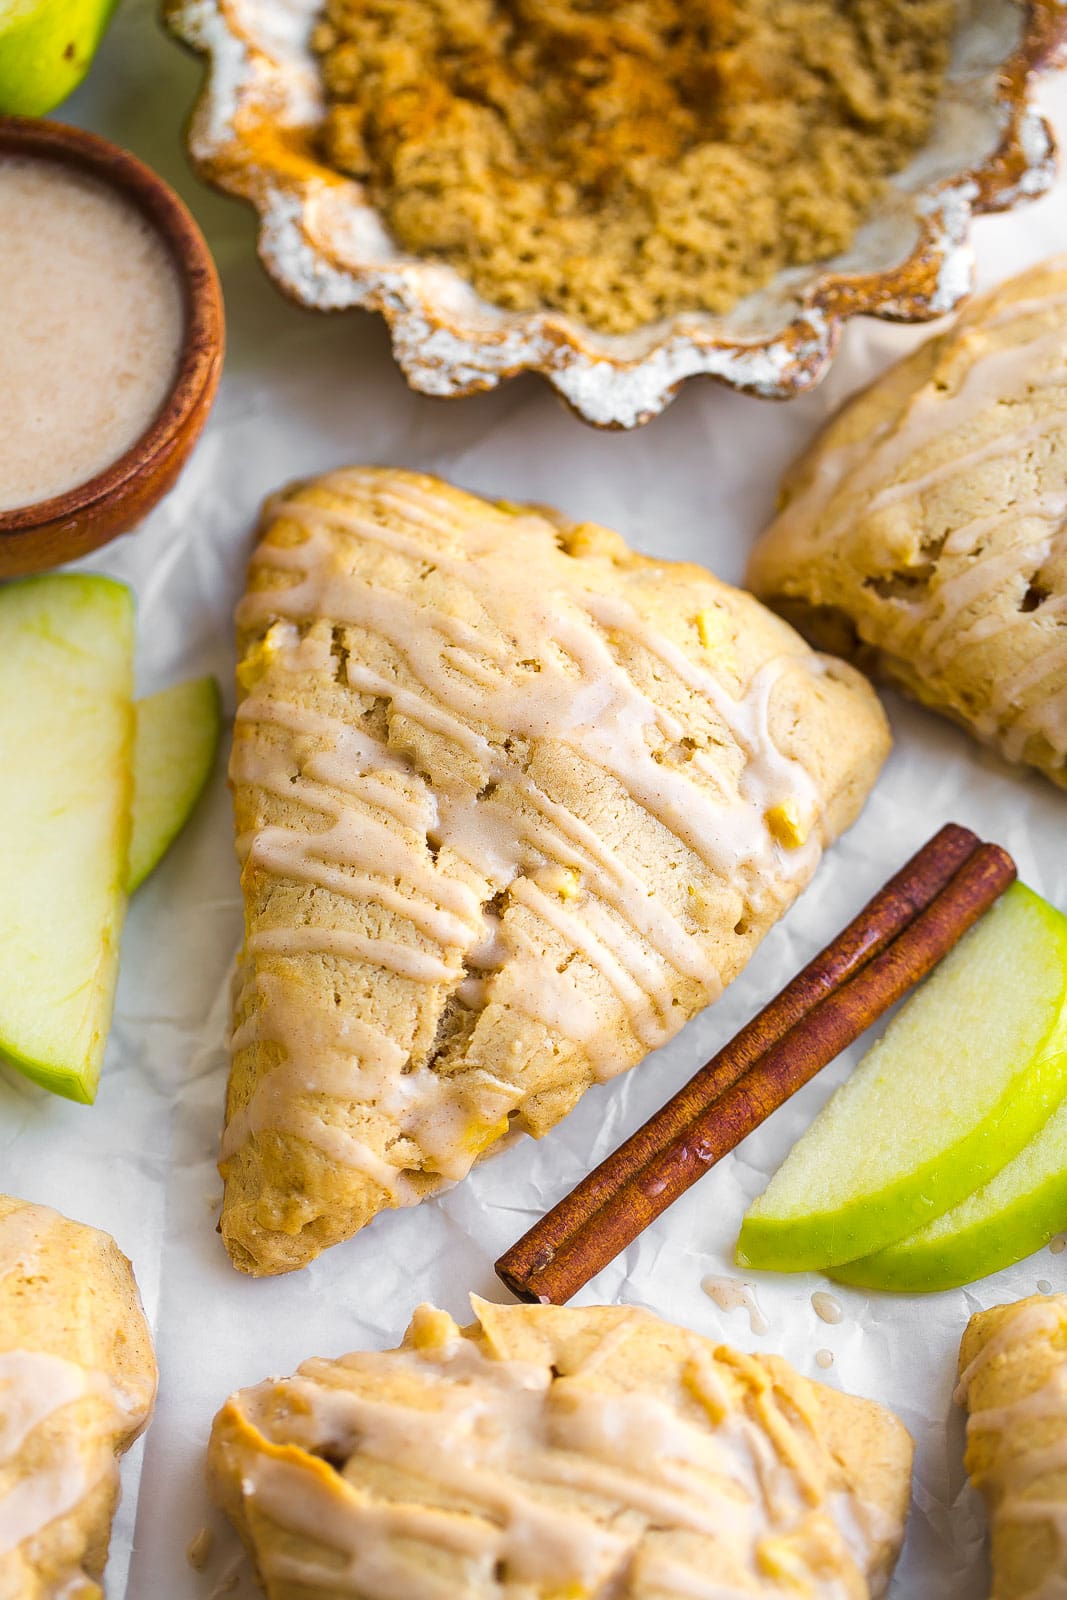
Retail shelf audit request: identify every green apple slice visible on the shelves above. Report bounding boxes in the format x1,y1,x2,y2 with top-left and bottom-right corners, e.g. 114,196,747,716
128,675,220,892
0,0,119,115
737,883,1067,1272
0,574,134,1104
832,1095,1067,1293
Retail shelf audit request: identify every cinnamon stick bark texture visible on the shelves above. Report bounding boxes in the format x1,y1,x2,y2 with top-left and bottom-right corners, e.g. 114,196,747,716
498,823,979,1287
496,830,1016,1306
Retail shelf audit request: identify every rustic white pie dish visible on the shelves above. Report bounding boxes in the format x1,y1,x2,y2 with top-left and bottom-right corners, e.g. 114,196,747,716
167,0,1066,427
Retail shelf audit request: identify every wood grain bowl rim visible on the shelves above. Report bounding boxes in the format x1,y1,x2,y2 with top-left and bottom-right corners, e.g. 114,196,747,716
0,116,224,543
164,0,1067,428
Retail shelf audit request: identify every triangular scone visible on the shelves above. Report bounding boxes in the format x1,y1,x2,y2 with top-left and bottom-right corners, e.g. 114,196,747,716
747,258,1067,788
223,468,889,1274
209,1298,914,1598
0,1195,157,1599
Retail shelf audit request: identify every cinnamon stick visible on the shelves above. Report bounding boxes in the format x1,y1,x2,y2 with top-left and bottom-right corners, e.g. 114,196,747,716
498,823,980,1288
496,830,1015,1306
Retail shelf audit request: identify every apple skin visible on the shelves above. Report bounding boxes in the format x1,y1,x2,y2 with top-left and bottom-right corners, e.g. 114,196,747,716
0,0,120,116
736,885,1067,1272
127,675,221,892
0,574,134,1105
2,1029,109,1105
831,1096,1067,1293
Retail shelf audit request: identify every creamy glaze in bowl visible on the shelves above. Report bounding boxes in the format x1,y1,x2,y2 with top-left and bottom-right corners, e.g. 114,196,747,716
0,118,223,576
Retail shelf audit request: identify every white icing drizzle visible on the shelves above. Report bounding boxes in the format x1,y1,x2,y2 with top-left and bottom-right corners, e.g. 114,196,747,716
958,1296,1067,1600
219,1307,894,1598
0,1352,92,1467
774,311,1067,549
248,924,457,985
955,1298,1066,1407
224,970,512,1191
760,277,1067,771
0,1352,111,1555
227,472,828,1194
0,1203,156,1566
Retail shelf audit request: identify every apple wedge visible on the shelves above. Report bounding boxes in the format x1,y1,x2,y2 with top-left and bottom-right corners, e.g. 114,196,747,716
832,1095,1067,1292
0,575,134,1103
128,675,221,891
737,884,1067,1272
0,0,120,116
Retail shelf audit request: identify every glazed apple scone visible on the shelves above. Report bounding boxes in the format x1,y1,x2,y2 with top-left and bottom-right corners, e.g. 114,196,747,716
223,468,889,1275
747,257,1067,789
957,1294,1067,1598
209,1298,914,1599
0,1195,157,1600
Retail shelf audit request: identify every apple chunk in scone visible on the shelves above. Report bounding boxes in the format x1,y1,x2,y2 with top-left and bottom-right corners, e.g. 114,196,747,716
221,468,890,1276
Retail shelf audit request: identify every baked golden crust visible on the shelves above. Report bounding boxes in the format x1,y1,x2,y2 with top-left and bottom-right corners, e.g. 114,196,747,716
747,258,1067,789
209,1298,913,1599
222,468,889,1275
0,1196,157,1600
313,0,954,333
957,1294,1067,1599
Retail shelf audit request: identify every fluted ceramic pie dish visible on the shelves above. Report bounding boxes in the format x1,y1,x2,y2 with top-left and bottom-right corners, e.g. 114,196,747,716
166,0,1066,428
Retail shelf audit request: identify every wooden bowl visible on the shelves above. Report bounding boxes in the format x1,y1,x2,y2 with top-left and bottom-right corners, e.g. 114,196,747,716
0,118,224,577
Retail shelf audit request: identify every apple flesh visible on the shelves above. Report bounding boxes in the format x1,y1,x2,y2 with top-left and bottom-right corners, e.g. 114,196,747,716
0,575,134,1104
832,1095,1067,1292
127,675,220,892
737,884,1067,1271
0,0,119,116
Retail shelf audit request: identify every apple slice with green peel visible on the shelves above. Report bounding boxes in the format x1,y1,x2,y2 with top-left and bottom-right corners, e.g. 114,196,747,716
0,0,120,116
128,676,221,892
0,575,134,1104
831,1094,1067,1293
737,883,1067,1272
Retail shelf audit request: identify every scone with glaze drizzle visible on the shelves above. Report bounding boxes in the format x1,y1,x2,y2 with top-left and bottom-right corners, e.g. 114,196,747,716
0,1195,157,1599
747,258,1067,789
209,1297,914,1599
957,1293,1067,1598
223,468,889,1274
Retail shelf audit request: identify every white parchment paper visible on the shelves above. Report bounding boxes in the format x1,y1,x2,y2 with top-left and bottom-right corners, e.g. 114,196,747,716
6,9,1067,1593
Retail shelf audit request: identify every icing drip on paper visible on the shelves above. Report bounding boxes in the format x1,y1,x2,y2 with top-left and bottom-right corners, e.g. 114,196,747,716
702,1276,770,1337
227,474,828,1193
219,1306,890,1598
812,1292,843,1326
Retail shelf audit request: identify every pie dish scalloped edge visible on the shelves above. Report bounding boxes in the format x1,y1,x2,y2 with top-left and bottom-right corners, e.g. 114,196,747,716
166,0,1067,428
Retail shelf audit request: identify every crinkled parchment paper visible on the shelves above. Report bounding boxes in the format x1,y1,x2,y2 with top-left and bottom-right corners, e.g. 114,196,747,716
5,9,1067,1593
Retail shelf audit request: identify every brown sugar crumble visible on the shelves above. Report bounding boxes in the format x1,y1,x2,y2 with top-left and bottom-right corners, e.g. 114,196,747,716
312,0,956,334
